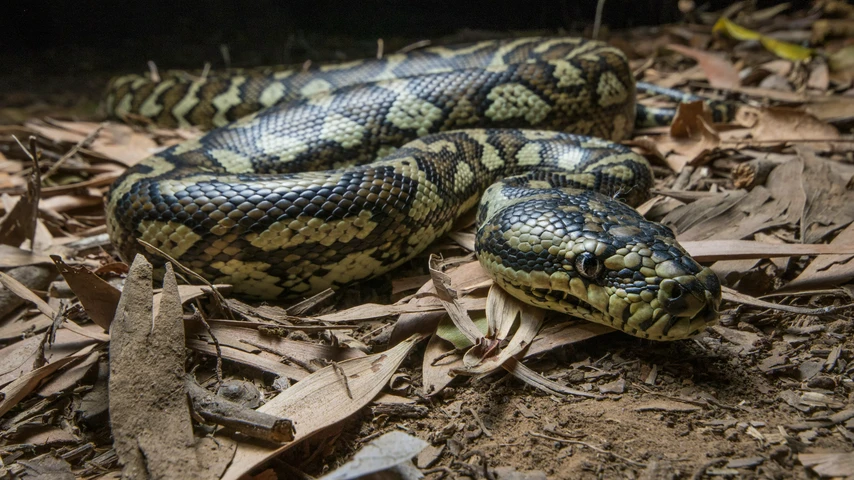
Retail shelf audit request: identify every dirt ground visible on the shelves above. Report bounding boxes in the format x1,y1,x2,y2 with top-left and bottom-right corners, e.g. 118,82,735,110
2,2,854,479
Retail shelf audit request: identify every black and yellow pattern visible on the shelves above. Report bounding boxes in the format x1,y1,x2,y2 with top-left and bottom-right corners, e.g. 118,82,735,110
105,37,721,340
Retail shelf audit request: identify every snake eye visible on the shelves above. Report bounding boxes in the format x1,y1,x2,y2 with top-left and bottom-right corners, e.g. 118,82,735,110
575,252,602,279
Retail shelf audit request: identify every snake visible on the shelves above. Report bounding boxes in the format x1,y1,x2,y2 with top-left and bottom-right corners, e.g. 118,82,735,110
104,37,722,341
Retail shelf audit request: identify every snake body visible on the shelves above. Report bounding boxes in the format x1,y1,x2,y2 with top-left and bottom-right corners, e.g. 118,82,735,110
105,37,721,340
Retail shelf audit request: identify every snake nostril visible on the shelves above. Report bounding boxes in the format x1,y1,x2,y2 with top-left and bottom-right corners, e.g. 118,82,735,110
671,283,685,300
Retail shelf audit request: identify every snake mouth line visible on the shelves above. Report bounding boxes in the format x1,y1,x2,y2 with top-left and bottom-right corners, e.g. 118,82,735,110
499,279,712,340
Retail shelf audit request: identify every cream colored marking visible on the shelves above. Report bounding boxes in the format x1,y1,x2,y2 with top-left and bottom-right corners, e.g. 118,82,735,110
258,82,286,107
516,142,543,166
611,114,630,141
487,38,537,67
138,220,201,259
586,284,610,313
549,60,588,87
429,42,495,59
383,86,444,136
532,38,579,53
170,81,204,128
272,70,295,80
139,79,177,118
250,210,378,252
374,144,399,161
210,149,254,173
115,93,134,117
319,113,367,149
485,83,551,125
596,71,628,107
569,277,588,300
300,78,334,97
212,259,283,298
462,131,503,171
556,147,584,170
601,164,635,181
369,55,405,81
211,77,247,127
254,133,309,162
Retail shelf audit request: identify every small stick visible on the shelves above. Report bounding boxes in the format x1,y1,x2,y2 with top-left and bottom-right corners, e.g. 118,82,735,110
186,377,295,443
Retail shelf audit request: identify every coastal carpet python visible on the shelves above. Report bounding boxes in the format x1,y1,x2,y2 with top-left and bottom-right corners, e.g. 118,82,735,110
104,37,722,341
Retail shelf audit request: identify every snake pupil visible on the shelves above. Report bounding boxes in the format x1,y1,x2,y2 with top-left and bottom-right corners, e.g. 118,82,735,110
575,252,602,279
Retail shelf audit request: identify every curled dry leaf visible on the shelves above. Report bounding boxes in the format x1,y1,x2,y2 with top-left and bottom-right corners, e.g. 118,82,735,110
220,335,421,480
50,256,119,331
655,101,721,171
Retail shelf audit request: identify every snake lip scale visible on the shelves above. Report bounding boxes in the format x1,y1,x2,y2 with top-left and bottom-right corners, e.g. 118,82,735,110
105,37,722,341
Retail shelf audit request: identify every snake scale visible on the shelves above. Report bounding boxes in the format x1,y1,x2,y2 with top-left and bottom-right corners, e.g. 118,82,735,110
105,37,721,341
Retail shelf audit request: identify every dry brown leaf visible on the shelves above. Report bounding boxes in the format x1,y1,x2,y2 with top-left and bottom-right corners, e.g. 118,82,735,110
0,344,96,417
667,44,740,89
502,357,598,398
783,222,854,291
187,340,310,380
723,286,844,315
524,320,615,358
24,120,162,166
51,256,119,331
679,239,854,263
736,106,844,152
36,350,101,397
799,452,854,478
187,319,366,365
0,140,40,249
459,286,543,373
428,255,483,345
797,146,854,244
0,245,52,268
0,324,100,386
220,335,421,480
314,295,487,323
656,101,721,171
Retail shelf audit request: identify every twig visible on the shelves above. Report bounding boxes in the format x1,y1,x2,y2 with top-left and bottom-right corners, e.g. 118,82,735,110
376,38,384,59
219,44,231,68
42,123,106,182
137,239,234,319
397,39,431,54
467,407,493,438
592,0,607,39
147,60,160,82
331,361,353,399
528,432,647,468
185,377,295,443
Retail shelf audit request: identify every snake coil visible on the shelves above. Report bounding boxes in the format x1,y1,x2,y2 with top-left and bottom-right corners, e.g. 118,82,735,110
106,37,721,340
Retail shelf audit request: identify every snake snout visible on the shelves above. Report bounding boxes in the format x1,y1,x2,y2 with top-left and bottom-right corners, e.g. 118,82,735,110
658,267,721,326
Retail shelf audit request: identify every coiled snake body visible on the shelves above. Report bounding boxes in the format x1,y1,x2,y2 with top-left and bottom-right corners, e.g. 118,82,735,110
105,37,721,341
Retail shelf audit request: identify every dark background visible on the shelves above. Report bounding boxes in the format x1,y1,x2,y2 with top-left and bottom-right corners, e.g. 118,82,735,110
3,0,800,73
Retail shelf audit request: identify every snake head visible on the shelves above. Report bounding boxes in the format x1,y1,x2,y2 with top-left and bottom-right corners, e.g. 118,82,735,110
476,187,722,341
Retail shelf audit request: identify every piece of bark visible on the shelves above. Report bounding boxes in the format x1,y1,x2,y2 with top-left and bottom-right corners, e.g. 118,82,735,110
109,256,234,480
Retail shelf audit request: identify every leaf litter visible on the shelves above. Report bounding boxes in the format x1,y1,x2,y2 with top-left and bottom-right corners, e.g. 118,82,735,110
2,3,854,479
